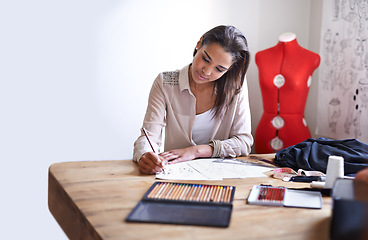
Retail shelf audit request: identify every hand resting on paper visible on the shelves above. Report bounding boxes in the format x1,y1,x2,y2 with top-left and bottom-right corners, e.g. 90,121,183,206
160,145,213,165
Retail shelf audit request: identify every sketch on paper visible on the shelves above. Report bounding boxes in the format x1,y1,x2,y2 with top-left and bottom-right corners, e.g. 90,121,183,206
317,0,368,142
155,158,274,181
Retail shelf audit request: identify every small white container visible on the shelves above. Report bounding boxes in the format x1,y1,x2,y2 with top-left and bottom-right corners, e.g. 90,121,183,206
325,156,345,189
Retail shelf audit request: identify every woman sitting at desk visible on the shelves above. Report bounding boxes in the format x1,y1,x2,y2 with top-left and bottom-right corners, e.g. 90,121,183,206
133,25,253,174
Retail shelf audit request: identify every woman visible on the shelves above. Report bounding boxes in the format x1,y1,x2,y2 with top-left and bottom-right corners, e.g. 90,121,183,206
133,25,253,174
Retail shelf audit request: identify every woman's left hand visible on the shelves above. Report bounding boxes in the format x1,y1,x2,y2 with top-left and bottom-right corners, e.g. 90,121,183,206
159,145,213,164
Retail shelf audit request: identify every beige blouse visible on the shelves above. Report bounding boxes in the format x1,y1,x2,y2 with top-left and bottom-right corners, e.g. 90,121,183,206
133,64,253,162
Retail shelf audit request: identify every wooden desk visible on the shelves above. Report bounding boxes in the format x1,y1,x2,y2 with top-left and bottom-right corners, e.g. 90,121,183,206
48,154,332,240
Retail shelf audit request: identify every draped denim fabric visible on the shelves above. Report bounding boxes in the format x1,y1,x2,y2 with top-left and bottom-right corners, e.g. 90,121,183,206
274,138,368,174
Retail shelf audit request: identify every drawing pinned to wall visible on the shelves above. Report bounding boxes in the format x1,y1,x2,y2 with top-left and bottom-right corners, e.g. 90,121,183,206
317,0,368,143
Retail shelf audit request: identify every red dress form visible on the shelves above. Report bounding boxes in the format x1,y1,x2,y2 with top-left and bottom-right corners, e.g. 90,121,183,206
255,33,320,153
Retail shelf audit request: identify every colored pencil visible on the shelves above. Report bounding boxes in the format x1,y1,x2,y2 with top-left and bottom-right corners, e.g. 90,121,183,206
147,182,161,198
226,186,233,202
157,182,169,199
176,184,186,200
170,183,182,200
196,185,204,201
199,185,208,202
147,182,235,203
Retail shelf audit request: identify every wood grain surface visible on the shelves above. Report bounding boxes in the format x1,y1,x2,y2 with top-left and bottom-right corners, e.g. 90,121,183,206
48,154,332,240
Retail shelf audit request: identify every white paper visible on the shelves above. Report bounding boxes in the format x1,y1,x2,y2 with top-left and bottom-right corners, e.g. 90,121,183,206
284,190,322,209
156,158,274,180
155,160,221,180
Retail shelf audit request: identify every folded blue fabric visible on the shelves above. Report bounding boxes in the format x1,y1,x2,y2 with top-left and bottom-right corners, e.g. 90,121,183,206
274,138,368,174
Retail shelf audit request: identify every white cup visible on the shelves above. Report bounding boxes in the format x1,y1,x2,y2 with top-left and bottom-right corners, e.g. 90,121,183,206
325,156,344,189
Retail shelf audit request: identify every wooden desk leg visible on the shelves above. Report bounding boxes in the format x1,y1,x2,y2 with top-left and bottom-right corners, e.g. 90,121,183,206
48,168,102,240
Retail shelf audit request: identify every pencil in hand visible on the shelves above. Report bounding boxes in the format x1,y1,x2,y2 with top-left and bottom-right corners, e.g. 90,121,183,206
141,127,156,153
141,127,165,172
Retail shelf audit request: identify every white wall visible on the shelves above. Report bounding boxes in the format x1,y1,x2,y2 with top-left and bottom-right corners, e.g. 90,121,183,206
0,0,320,239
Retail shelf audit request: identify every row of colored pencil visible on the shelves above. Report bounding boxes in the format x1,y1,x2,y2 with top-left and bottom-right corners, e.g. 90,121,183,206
146,182,234,203
257,186,285,202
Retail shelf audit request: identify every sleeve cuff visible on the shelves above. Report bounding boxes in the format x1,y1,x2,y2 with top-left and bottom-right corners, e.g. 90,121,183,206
209,139,222,158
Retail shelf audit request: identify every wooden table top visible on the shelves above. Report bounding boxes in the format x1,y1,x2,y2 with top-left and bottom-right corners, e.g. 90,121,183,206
48,154,332,240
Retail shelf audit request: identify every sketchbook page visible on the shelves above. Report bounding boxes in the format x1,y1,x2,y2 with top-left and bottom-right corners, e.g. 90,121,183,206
188,158,273,179
155,160,222,180
211,159,274,178
156,158,273,180
188,159,238,179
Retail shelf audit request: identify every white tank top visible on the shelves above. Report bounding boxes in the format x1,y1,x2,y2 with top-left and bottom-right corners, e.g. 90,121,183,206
192,109,215,145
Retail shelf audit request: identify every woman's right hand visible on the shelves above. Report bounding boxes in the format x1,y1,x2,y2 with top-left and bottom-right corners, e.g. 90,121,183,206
138,152,166,175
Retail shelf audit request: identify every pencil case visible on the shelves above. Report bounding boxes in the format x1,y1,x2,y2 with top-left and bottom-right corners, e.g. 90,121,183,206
125,181,236,227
